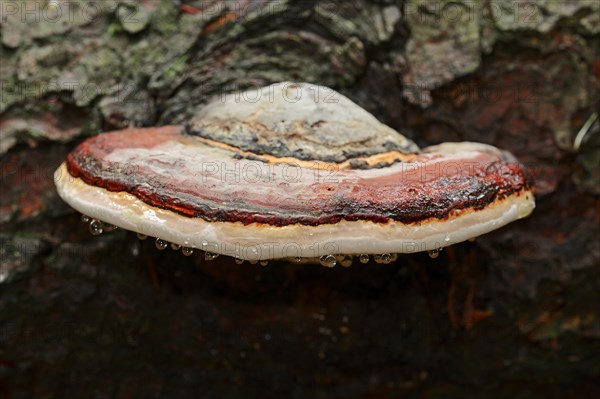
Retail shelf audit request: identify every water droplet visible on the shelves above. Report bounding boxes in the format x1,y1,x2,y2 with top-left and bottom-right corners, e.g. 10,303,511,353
389,253,398,262
444,235,451,242
234,258,244,264
201,240,208,247
89,220,103,236
381,253,392,264
428,249,439,259
137,233,148,240
81,215,90,223
340,255,353,267
204,251,219,261
131,243,140,257
249,259,258,265
181,247,194,256
374,254,383,264
170,243,181,250
320,255,336,268
294,257,302,263
103,223,117,232
468,237,477,242
359,254,369,264
260,260,269,266
155,238,168,250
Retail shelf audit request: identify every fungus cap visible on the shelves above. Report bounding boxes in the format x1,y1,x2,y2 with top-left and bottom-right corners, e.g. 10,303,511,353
54,82,535,261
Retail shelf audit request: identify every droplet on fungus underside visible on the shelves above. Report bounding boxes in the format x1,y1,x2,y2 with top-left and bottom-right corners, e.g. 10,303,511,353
54,82,535,265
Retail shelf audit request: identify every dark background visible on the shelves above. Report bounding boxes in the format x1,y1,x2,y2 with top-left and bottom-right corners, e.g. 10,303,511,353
1,1,599,398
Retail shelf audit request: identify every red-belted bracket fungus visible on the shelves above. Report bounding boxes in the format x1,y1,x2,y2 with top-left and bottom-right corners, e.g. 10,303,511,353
54,82,535,266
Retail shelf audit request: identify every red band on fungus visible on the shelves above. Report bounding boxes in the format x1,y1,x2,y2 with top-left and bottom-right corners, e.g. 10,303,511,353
65,126,531,227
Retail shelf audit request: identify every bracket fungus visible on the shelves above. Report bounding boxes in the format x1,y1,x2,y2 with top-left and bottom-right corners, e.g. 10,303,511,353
54,82,535,265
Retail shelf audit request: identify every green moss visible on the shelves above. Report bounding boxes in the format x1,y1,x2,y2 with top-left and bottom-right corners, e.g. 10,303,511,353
106,21,124,37
149,55,189,90
151,1,180,35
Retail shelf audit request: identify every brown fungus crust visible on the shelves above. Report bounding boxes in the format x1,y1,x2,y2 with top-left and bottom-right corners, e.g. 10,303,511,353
66,126,532,227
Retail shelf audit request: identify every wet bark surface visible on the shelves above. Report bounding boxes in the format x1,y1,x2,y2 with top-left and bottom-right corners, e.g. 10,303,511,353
1,1,599,398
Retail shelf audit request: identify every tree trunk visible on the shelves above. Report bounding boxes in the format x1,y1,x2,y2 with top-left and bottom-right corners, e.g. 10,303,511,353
1,1,599,398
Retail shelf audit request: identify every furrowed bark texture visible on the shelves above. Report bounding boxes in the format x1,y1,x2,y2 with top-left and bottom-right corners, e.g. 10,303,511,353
1,1,599,398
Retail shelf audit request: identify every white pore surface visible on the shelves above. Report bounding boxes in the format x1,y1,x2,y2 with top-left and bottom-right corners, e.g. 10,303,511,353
55,163,535,260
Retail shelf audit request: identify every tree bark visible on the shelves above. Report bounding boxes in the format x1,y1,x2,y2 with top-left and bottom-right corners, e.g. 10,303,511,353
1,1,599,398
